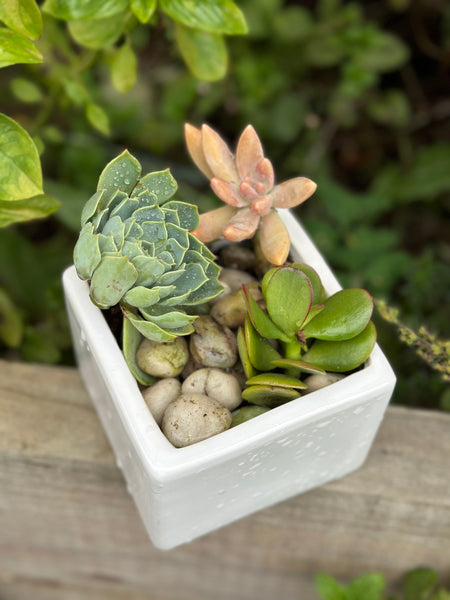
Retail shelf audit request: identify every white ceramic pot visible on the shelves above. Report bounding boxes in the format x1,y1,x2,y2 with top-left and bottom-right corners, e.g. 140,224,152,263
62,211,396,550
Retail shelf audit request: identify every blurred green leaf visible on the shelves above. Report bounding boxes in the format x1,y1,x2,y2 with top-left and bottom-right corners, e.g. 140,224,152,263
355,31,409,72
0,0,42,39
85,103,111,136
315,573,347,600
0,287,23,347
42,0,128,20
68,12,126,49
273,6,314,42
0,113,43,201
130,0,157,23
10,77,43,103
347,573,385,600
0,194,60,227
175,23,228,81
21,325,62,363
0,27,42,67
404,568,438,600
161,0,247,35
110,41,138,93
366,89,411,128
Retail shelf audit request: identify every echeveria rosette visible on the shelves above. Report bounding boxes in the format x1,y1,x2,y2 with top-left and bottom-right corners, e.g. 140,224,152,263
184,123,317,266
73,150,223,383
238,264,377,407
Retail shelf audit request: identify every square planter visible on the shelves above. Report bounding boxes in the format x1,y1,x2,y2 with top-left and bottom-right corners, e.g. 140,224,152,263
62,210,396,550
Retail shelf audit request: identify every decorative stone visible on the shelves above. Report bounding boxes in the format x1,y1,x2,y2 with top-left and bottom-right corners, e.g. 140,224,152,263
303,372,344,394
136,337,189,378
161,393,232,448
189,316,238,369
210,281,263,329
142,378,181,426
182,368,242,411
219,268,256,294
219,244,256,271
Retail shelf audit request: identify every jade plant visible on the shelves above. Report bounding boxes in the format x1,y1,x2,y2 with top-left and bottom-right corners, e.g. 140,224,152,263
73,150,223,384
237,263,377,408
184,123,317,266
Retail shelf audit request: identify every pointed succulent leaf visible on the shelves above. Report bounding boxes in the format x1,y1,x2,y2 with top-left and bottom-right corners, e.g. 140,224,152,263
184,123,214,179
140,305,197,329
235,125,264,181
273,177,317,209
191,204,238,242
258,210,290,266
122,317,157,385
157,267,186,286
81,189,105,226
164,201,199,230
121,239,143,260
181,277,223,305
166,222,189,248
244,315,282,371
265,266,313,337
237,326,258,379
201,124,240,182
132,205,164,223
73,223,101,280
98,234,117,254
141,221,167,244
97,150,141,202
222,207,260,242
242,385,300,408
270,358,325,375
210,178,246,207
110,196,139,221
302,289,374,341
242,284,291,342
90,255,138,309
159,238,186,267
92,207,109,233
159,289,191,307
302,321,377,372
246,373,307,389
122,306,177,342
101,214,125,249
122,286,160,308
136,169,177,203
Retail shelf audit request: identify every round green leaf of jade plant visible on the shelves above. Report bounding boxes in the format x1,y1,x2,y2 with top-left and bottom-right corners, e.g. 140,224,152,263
73,150,223,383
239,263,376,407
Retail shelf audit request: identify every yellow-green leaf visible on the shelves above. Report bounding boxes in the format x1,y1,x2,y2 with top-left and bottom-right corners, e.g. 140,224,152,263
175,23,227,81
86,103,110,136
130,0,157,23
0,113,43,201
0,0,42,40
160,0,247,34
110,42,137,93
42,0,128,20
0,194,59,227
68,12,126,49
0,27,42,68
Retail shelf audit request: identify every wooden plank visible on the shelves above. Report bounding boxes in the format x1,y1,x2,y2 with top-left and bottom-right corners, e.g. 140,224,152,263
0,359,449,600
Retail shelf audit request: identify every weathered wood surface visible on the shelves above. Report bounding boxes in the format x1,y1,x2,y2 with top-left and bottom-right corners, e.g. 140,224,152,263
0,359,449,600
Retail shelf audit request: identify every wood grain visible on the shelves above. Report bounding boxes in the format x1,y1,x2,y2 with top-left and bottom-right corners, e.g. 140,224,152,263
0,359,449,600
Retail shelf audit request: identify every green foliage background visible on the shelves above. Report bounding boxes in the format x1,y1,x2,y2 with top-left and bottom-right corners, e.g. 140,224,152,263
0,0,449,410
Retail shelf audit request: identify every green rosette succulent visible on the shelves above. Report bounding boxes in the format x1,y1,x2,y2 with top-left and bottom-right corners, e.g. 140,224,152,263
74,150,223,382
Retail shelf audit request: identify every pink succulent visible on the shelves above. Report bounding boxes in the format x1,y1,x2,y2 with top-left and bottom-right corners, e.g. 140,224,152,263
184,123,317,266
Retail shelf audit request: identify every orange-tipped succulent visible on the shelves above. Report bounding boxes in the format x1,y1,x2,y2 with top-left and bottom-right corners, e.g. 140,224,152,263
184,123,317,266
